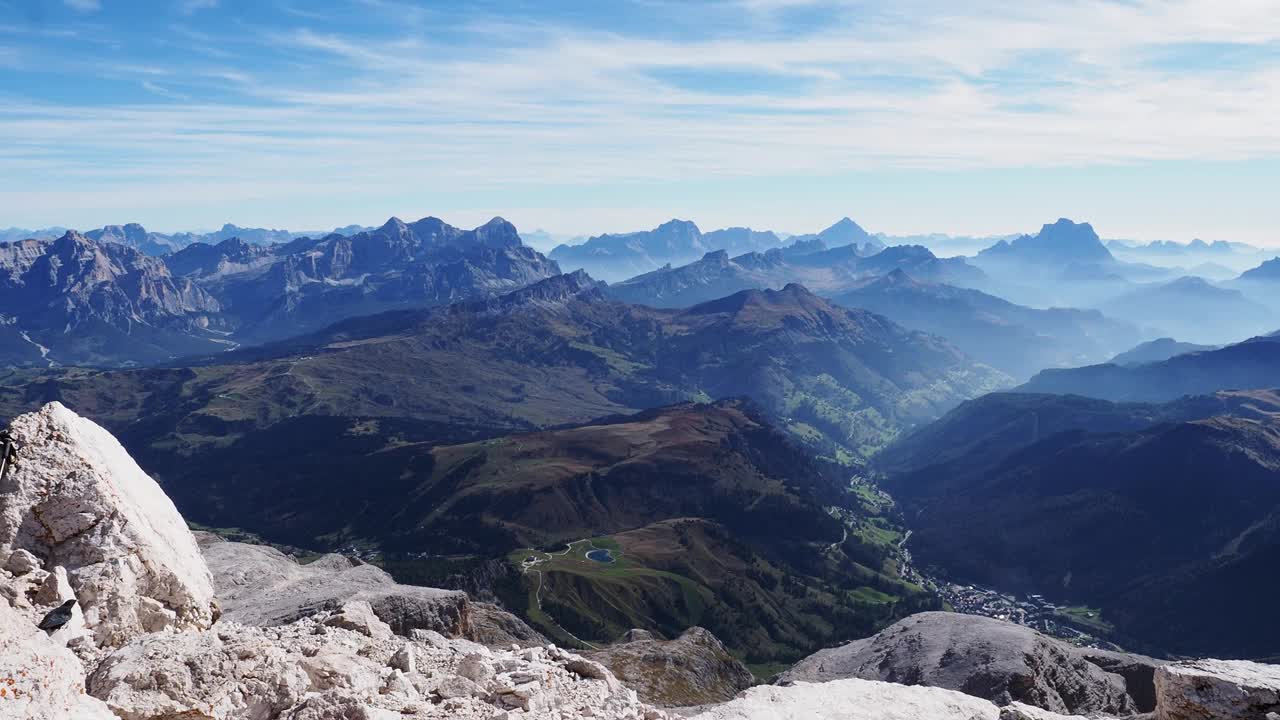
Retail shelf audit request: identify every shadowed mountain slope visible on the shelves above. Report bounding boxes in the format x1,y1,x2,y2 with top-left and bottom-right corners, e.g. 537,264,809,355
878,388,1280,658
1020,334,1280,402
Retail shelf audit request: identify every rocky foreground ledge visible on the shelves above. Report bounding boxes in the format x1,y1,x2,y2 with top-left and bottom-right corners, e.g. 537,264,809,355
1,402,1278,720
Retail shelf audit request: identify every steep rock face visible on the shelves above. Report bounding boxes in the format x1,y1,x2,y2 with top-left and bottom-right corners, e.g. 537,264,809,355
176,216,561,343
780,613,1138,716
588,626,755,707
1155,660,1280,720
690,678,1003,720
0,599,116,719
0,232,225,365
550,218,707,281
0,402,218,648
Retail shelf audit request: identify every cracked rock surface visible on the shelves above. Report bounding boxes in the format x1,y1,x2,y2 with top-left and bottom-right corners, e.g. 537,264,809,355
0,402,217,649
779,611,1138,716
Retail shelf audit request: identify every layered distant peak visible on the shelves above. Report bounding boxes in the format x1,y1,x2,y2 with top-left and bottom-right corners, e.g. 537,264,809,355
700,227,784,256
469,216,523,249
1164,275,1218,292
474,269,604,312
86,223,150,247
783,236,827,256
689,282,827,319
375,216,412,238
979,217,1114,265
871,245,936,263
820,217,872,245
1239,256,1280,281
656,218,700,234
702,249,731,265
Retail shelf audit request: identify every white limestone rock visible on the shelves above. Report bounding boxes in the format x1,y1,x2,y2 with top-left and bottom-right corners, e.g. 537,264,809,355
3,548,39,575
780,611,1136,715
87,608,671,720
690,677,1003,719
0,598,115,720
197,533,469,636
1156,659,1280,720
999,702,1092,719
0,402,218,648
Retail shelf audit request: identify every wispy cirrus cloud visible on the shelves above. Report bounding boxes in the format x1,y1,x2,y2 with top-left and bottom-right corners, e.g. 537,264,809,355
2,0,1280,238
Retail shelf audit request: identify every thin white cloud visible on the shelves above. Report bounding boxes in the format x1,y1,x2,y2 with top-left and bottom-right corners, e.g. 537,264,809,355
4,0,1280,237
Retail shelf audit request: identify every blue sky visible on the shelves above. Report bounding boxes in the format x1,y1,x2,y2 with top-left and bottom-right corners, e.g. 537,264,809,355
2,0,1279,244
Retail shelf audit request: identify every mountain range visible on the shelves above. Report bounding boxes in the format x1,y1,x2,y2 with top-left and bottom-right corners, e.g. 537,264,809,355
830,269,1138,380
0,231,228,366
1020,333,1280,402
0,215,561,364
0,274,1007,470
550,218,884,282
2,222,374,254
1096,275,1272,345
606,244,983,309
1108,337,1217,366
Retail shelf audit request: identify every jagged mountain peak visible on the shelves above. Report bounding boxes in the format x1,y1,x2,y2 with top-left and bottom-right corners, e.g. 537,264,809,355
978,217,1114,265
377,216,410,234
819,216,872,244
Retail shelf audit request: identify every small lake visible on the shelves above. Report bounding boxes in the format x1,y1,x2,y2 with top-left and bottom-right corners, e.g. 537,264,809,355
586,548,614,563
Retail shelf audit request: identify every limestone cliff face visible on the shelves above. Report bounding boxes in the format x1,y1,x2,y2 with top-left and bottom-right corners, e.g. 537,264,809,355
0,402,218,648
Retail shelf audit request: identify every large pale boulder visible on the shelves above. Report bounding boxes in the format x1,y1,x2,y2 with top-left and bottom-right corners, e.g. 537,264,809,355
0,402,218,648
0,598,115,719
1155,659,1280,720
780,612,1137,716
690,677,1002,719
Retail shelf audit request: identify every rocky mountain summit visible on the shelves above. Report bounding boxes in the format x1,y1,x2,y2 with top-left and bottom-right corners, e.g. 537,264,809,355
0,231,226,365
0,216,562,366
2,402,1278,720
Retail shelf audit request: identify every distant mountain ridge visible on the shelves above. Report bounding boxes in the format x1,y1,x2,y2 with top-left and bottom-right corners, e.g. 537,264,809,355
0,231,227,366
606,244,983,309
1095,276,1272,345
10,222,376,257
550,217,883,282
831,269,1138,379
1109,338,1217,366
1021,332,1280,402
0,215,562,365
